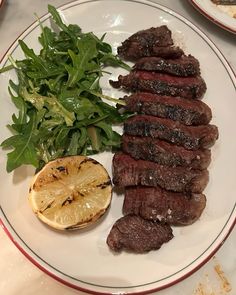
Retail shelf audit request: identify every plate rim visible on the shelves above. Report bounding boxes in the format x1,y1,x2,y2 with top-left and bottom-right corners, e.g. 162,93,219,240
0,0,236,294
189,0,236,34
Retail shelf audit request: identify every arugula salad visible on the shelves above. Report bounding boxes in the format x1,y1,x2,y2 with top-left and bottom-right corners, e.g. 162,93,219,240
0,5,130,173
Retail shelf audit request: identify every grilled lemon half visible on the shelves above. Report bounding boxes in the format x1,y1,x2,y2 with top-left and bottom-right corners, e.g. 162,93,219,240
28,156,112,230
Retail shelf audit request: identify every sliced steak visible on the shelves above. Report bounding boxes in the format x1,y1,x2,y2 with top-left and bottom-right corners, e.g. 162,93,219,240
107,214,173,253
122,25,174,47
122,135,211,170
133,55,200,77
124,92,212,125
110,70,207,99
124,115,218,150
123,186,206,225
117,26,174,60
118,44,184,61
113,153,209,193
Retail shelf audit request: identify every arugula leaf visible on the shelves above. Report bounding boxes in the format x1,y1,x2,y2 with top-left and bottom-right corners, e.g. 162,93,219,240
67,131,80,155
1,111,39,172
47,4,80,46
100,53,131,71
87,126,101,152
19,40,49,74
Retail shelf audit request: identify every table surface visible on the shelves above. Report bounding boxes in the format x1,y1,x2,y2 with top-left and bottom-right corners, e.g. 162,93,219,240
0,1,235,294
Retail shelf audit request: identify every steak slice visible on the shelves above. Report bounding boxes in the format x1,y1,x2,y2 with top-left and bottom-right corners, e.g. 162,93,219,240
110,70,207,99
118,44,184,61
117,26,174,60
123,186,206,225
113,153,209,193
122,135,211,170
121,26,174,47
124,92,212,125
124,115,218,150
106,214,173,253
133,55,200,77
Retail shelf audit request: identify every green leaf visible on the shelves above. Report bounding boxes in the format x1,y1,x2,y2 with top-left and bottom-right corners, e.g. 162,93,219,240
1,111,39,172
102,131,121,148
55,126,71,149
38,26,56,52
9,89,28,127
87,126,101,151
18,40,48,73
66,131,80,155
66,36,98,87
95,121,113,139
59,94,103,121
77,127,88,151
100,53,131,71
48,4,79,45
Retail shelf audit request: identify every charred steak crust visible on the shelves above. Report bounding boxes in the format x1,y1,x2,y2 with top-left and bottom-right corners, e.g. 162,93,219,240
133,55,200,77
120,26,174,47
106,214,173,253
117,26,174,60
113,153,209,193
124,92,212,126
118,44,184,61
122,135,211,170
123,186,206,225
124,115,218,150
110,71,207,100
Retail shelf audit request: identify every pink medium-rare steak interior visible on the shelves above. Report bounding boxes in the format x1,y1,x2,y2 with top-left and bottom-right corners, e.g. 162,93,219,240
124,92,212,125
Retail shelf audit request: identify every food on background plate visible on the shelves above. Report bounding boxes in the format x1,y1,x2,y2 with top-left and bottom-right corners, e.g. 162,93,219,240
211,0,236,4
210,0,236,18
28,155,112,230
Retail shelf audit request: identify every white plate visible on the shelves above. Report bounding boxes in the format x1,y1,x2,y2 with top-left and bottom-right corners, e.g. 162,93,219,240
0,0,235,294
189,0,236,34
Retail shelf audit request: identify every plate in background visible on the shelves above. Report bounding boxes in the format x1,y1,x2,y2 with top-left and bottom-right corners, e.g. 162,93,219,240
189,0,236,33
